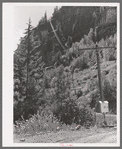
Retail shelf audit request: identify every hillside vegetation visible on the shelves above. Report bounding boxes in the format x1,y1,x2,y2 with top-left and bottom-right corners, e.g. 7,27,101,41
14,6,117,136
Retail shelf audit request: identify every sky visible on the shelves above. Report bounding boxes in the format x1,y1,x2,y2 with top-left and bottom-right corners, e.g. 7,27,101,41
13,5,58,51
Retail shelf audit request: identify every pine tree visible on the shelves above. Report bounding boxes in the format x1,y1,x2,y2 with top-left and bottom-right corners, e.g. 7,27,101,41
14,41,27,121
14,17,52,121
14,18,34,120
24,18,33,101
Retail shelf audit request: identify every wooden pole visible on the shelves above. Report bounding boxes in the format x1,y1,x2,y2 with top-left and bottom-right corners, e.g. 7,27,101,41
94,16,107,127
95,43,104,102
94,14,104,103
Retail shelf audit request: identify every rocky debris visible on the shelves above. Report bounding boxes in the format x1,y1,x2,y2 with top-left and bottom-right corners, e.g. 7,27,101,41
75,125,81,130
56,127,60,131
70,127,75,131
20,138,25,142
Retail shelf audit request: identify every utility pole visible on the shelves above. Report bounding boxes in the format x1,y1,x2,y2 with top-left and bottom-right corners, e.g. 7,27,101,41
95,28,104,102
94,12,107,126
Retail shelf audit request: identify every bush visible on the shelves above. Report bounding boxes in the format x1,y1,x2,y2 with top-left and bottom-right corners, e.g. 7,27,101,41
43,67,57,89
78,105,95,127
71,55,89,71
103,79,116,114
102,35,117,61
69,32,117,66
40,65,72,123
14,111,62,136
52,97,79,125
103,48,116,61
41,65,95,127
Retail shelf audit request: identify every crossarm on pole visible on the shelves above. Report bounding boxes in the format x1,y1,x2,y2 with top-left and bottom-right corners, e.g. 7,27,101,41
78,46,116,51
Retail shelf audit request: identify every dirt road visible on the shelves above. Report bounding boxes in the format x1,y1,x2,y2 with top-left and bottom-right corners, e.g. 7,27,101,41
14,127,117,143
74,130,117,143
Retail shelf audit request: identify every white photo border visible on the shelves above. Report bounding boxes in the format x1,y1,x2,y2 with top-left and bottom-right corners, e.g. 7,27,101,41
2,2,120,147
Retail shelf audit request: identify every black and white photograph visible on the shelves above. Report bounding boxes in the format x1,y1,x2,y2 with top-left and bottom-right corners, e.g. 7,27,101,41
3,3,120,147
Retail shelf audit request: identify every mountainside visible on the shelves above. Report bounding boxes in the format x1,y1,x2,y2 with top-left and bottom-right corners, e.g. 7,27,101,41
14,6,117,124
33,6,116,66
14,6,116,67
